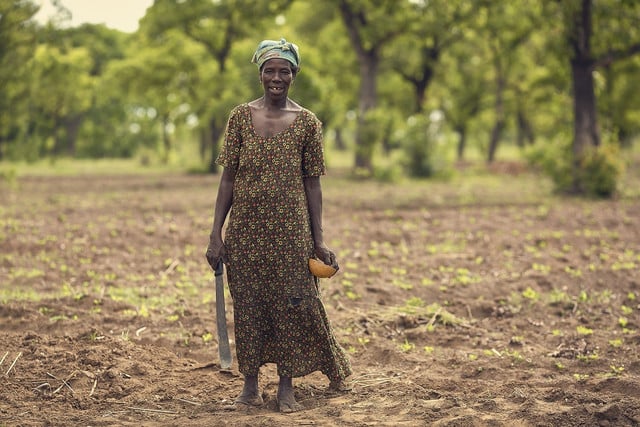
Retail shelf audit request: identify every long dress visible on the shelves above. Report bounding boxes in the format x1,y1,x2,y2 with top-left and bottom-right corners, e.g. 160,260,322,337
216,103,351,382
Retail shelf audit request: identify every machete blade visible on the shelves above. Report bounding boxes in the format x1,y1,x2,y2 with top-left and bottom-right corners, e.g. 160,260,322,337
215,260,232,370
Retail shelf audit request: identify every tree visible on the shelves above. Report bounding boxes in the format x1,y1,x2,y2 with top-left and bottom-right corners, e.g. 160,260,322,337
482,1,539,163
439,34,488,161
40,24,127,157
28,44,93,156
387,0,482,115
331,0,419,175
139,0,293,172
103,30,207,162
556,0,640,192
0,0,38,159
599,56,640,146
285,1,359,154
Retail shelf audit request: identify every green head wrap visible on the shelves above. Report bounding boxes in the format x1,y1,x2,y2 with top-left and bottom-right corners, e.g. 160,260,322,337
251,38,300,69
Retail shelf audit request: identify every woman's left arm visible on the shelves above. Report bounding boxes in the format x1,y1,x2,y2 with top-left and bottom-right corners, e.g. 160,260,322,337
304,176,338,270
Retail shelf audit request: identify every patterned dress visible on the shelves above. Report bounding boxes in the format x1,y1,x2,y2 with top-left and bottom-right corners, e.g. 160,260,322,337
216,103,351,382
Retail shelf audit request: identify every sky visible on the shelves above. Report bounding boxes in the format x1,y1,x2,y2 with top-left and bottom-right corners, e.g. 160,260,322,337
35,0,154,33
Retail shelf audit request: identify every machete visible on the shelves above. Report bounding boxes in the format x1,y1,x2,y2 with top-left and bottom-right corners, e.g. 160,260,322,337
215,260,232,370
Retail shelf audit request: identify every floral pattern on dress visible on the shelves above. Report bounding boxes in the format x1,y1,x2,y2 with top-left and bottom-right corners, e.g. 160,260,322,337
216,103,351,381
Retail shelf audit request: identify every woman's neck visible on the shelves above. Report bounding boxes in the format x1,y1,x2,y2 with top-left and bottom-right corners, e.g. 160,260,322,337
254,96,300,112
263,96,287,110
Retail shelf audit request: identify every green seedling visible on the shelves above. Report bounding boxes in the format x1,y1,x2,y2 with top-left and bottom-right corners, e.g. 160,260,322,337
596,290,613,304
532,263,551,274
510,336,525,345
609,338,623,348
345,290,360,300
579,290,589,302
618,317,628,328
358,337,370,348
405,297,425,309
399,339,415,353
342,279,353,289
522,287,540,302
564,266,582,277
368,265,382,273
549,289,570,306
576,325,593,335
612,261,636,271
621,305,633,315
504,349,525,363
391,267,407,276
392,278,413,290
577,352,599,362
610,365,625,375
421,277,434,286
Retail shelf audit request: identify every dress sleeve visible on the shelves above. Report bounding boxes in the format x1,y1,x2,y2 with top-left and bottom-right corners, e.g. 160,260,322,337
216,105,244,172
302,111,326,177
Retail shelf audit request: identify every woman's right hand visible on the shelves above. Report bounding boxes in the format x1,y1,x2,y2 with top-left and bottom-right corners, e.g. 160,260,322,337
205,235,227,270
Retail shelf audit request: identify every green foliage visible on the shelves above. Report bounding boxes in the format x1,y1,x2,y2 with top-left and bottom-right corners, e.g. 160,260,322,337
526,137,624,198
396,114,451,178
0,0,638,192
578,143,625,197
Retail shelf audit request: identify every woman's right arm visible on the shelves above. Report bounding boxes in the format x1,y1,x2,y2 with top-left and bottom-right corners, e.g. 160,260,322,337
205,167,236,269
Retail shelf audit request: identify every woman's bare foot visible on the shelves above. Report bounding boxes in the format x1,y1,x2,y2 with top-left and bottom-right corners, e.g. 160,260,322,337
235,375,263,407
277,377,303,413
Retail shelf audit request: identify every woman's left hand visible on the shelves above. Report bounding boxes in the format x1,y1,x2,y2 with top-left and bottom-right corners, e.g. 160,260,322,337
314,242,339,271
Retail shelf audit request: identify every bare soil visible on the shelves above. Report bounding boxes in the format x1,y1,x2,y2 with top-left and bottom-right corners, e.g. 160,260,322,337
1,171,639,426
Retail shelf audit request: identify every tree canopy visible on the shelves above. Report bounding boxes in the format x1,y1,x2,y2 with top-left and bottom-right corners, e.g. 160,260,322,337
1,0,639,195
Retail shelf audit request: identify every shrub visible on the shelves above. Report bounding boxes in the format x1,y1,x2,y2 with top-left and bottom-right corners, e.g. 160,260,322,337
578,143,625,197
525,137,624,198
397,113,451,178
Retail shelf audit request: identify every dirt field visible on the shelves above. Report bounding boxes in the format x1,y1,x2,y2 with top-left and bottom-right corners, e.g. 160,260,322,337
1,169,639,426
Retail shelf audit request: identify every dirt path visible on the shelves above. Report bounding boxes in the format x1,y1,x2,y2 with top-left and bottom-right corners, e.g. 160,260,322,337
1,173,639,426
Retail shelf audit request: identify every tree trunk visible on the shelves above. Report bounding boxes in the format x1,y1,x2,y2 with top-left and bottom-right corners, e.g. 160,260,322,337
208,117,223,174
412,67,432,114
199,127,207,161
63,114,83,156
52,116,63,156
487,71,505,163
354,51,378,174
411,46,439,114
162,115,171,163
571,59,600,154
569,0,600,192
516,108,535,147
338,0,381,176
334,127,346,151
456,125,467,161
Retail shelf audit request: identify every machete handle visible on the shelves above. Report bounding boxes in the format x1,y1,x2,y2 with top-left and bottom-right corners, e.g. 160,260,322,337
215,259,224,276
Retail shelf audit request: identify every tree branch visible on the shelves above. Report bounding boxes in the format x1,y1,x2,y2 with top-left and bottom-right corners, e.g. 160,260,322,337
595,43,640,68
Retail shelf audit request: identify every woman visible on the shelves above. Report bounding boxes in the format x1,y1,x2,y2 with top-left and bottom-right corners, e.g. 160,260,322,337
205,38,351,413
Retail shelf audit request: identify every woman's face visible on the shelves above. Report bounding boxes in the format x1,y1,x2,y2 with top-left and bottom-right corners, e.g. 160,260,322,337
260,58,295,100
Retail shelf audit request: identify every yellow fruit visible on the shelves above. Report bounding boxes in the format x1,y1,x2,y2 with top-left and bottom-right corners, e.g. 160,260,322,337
308,258,337,278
